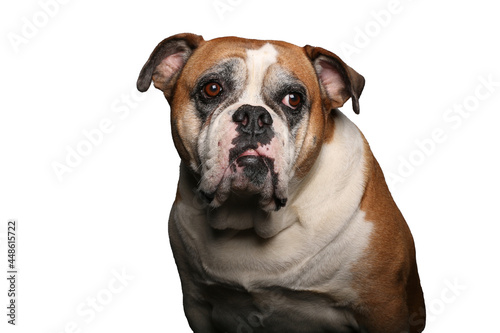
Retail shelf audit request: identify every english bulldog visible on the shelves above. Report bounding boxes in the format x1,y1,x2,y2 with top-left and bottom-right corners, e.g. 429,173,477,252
137,33,425,333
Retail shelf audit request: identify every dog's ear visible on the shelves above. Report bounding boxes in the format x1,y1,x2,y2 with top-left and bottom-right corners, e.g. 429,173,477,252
304,45,365,114
137,33,204,98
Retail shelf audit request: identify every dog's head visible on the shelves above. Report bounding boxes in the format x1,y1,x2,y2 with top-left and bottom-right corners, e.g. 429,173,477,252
137,33,364,212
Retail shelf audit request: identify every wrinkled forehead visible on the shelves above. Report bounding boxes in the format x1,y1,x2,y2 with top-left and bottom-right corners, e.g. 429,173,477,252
181,37,319,90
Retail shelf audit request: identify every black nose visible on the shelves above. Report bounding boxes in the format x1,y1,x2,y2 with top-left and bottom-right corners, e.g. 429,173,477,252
232,105,273,136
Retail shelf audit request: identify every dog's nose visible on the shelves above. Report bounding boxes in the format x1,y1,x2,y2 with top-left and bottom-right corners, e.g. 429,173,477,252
232,104,273,136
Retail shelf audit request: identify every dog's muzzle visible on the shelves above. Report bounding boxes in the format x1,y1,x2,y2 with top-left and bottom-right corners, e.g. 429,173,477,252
198,104,289,212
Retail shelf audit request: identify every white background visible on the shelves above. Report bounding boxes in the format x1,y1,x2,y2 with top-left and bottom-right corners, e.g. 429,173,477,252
1,0,499,332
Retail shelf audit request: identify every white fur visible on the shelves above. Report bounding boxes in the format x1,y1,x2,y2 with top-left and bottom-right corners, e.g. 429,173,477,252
174,111,372,295
240,43,278,104
172,111,372,330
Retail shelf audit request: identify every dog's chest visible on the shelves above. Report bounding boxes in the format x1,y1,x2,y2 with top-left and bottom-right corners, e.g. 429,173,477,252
185,208,372,332
205,283,360,332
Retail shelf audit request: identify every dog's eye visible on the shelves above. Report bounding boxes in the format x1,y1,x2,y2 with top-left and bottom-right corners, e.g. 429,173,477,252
282,93,302,109
203,82,223,98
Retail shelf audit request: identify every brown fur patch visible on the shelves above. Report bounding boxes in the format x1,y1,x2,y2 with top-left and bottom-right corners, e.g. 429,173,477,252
351,139,425,332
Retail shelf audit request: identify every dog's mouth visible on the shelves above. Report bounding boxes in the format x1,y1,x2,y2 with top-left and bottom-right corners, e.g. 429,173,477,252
200,145,288,212
234,149,265,174
231,148,275,192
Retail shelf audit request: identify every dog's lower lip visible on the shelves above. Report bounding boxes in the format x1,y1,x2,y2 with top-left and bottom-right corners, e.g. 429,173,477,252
238,149,259,158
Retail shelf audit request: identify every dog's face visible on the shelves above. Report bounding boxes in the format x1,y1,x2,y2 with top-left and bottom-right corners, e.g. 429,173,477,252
137,34,364,212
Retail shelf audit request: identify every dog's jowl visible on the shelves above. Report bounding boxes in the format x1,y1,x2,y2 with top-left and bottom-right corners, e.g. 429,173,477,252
137,33,425,333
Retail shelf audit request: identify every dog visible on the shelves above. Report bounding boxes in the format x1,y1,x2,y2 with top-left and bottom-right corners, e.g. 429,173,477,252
137,33,425,333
